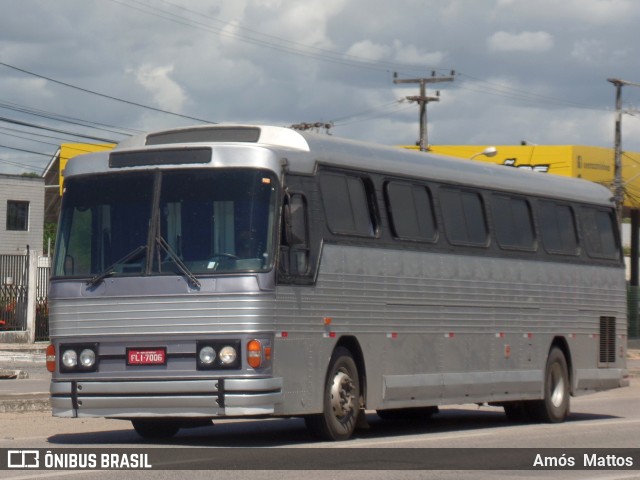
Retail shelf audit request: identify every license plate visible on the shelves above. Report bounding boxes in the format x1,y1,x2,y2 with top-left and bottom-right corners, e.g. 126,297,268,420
127,348,167,366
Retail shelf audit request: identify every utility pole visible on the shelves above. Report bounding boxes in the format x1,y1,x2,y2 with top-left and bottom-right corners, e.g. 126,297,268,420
394,71,455,151
608,77,640,339
608,78,625,224
607,78,640,222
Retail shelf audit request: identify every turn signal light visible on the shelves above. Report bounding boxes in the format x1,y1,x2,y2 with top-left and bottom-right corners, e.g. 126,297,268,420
247,340,262,369
46,344,56,373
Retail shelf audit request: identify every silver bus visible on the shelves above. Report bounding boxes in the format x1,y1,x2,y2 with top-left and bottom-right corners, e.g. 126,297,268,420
47,125,629,440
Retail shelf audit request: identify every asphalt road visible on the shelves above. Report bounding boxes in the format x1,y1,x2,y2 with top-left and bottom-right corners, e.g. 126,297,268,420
1,378,639,479
0,347,638,478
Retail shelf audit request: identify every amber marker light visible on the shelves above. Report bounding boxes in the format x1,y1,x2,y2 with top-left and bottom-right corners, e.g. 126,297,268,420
46,344,56,373
247,339,262,368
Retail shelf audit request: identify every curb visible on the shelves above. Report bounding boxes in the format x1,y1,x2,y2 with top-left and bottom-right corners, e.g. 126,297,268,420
0,369,28,379
0,395,50,414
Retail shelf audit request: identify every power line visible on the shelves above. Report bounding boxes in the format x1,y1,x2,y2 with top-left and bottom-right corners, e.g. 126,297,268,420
0,156,47,172
0,116,118,143
455,73,609,112
0,99,140,137
332,102,414,127
0,143,52,157
330,100,404,124
0,61,216,124
0,125,98,146
0,129,61,148
108,0,612,113
107,0,451,76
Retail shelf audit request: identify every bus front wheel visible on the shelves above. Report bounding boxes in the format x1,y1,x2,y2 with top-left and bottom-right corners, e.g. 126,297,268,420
305,347,360,441
529,347,570,423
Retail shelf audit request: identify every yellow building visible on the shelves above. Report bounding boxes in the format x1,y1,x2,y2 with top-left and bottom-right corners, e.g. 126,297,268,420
404,145,640,209
58,143,115,194
43,143,115,223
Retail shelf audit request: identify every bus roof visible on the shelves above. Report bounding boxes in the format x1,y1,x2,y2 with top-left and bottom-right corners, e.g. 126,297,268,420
68,124,614,207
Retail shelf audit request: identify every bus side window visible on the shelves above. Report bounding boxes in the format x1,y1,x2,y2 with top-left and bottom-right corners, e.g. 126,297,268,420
319,171,377,237
280,193,310,276
580,207,619,259
440,187,488,246
539,200,579,255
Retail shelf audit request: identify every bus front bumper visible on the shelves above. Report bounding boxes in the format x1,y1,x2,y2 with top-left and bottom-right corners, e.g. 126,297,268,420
50,377,283,418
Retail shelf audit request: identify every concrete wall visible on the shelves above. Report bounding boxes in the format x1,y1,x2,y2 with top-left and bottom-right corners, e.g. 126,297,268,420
0,174,44,255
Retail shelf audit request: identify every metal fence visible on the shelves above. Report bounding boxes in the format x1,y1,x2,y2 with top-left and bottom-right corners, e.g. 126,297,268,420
0,253,50,342
35,262,50,341
0,255,29,332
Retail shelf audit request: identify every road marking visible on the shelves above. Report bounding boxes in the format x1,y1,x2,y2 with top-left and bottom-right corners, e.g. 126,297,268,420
344,417,640,447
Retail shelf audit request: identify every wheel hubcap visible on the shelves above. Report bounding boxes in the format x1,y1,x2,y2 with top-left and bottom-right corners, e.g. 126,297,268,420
330,369,355,419
549,363,565,408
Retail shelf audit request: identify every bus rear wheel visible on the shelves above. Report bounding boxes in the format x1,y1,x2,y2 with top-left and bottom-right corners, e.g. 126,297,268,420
131,419,180,439
305,347,360,441
528,347,570,423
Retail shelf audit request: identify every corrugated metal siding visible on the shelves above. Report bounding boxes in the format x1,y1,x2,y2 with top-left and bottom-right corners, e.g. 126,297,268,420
274,245,626,336
49,294,276,337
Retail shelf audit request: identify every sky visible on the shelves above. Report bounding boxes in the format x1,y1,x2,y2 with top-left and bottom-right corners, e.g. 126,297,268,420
1,0,640,175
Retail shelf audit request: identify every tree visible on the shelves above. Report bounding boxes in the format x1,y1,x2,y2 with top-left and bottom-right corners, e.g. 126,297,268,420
44,223,57,257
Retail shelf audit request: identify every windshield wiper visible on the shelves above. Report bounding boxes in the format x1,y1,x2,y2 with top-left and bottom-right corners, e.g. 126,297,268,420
145,172,200,288
86,245,147,288
155,235,201,289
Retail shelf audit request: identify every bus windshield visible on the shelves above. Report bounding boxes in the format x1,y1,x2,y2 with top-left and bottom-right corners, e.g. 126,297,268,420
53,168,278,279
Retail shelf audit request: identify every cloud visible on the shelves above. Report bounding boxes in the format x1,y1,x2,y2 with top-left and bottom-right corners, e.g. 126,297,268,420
2,0,640,176
345,40,391,62
487,31,554,53
129,64,187,113
345,39,445,67
392,40,446,67
571,38,629,65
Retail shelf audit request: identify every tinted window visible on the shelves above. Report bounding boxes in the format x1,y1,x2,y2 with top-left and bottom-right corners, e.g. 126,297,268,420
581,207,619,259
6,200,29,231
491,195,535,250
320,172,375,237
385,182,437,242
440,188,488,246
54,169,278,277
539,201,578,255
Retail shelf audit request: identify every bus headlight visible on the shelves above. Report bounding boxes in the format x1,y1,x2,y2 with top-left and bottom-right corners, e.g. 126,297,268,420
199,346,216,365
62,349,78,368
196,340,241,370
59,344,99,373
219,346,237,365
79,349,96,368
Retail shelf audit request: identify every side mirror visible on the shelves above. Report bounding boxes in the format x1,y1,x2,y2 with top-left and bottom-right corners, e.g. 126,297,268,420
280,193,310,278
284,194,308,247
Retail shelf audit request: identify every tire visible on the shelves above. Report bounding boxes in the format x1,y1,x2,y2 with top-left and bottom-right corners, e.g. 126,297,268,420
305,347,360,441
528,347,570,423
131,419,181,439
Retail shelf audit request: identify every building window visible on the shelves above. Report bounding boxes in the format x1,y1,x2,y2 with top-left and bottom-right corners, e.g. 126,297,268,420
6,200,29,231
